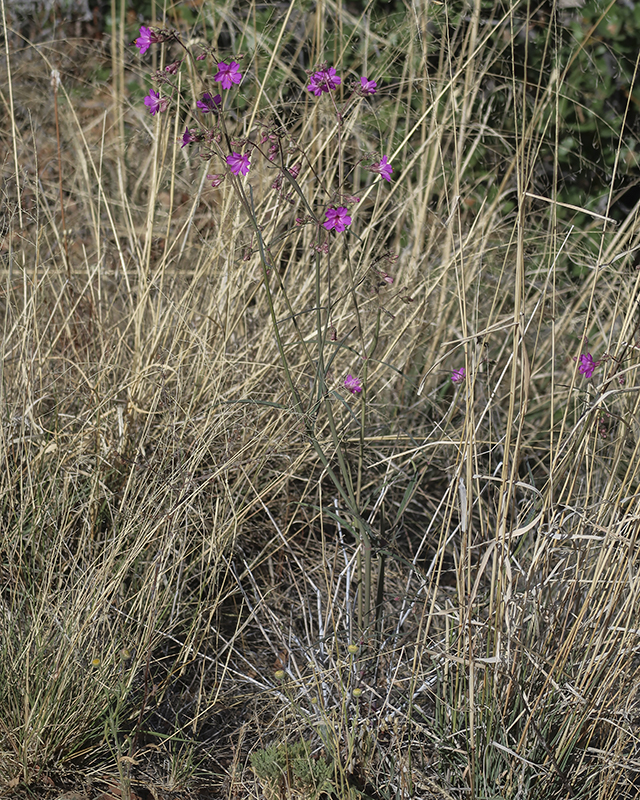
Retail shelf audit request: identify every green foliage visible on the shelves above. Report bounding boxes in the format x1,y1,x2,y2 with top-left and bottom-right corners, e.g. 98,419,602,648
250,740,335,799
437,1,640,224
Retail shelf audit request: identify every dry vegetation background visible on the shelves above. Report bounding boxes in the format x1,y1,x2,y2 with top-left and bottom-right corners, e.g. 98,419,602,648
3,0,640,798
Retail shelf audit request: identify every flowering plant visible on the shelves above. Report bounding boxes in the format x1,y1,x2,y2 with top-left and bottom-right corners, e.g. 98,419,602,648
132,25,398,631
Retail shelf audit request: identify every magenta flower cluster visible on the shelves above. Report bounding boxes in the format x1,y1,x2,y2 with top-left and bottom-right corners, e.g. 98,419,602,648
307,68,378,98
134,30,395,227
136,27,243,124
451,367,465,384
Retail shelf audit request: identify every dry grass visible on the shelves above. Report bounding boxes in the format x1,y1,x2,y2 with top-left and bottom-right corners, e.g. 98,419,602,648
2,1,640,798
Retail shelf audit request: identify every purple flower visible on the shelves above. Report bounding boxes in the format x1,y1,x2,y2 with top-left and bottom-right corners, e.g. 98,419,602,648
307,66,342,96
226,152,251,176
344,375,362,394
181,127,198,148
578,353,598,379
135,26,159,55
196,92,222,112
324,207,352,232
307,78,322,96
451,367,465,384
144,90,168,116
164,60,182,74
360,76,377,95
214,62,242,90
370,155,393,182
207,173,224,188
